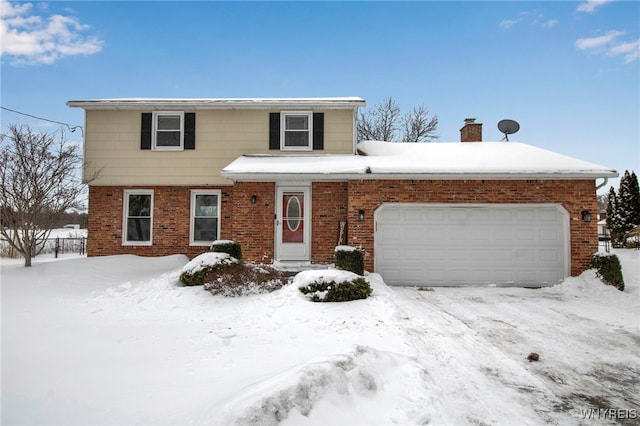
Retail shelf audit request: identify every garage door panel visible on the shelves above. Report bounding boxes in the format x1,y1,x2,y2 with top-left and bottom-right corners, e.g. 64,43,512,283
540,269,562,283
540,249,561,262
539,229,561,242
494,249,514,261
470,250,491,261
376,204,567,287
537,209,561,222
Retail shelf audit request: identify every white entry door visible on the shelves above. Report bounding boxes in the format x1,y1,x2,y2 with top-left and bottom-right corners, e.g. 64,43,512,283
276,186,311,261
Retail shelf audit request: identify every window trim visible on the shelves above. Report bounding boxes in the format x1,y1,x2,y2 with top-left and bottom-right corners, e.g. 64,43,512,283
152,111,184,151
280,111,313,151
122,189,154,246
189,189,222,246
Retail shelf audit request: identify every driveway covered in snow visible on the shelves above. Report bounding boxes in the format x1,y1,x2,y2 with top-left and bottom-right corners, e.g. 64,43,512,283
2,250,639,425
388,282,640,425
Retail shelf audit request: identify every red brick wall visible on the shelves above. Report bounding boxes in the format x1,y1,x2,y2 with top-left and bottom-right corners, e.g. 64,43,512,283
311,182,349,263
229,182,276,262
346,179,598,276
87,186,232,258
88,179,599,278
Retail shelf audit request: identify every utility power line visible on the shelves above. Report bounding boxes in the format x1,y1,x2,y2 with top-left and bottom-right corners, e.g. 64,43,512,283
1,106,84,136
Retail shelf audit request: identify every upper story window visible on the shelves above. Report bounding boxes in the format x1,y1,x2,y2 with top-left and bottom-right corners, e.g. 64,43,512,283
153,112,184,150
141,112,196,150
281,112,313,151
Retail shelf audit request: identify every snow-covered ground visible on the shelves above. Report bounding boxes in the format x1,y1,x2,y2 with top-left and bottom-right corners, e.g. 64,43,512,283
1,249,638,425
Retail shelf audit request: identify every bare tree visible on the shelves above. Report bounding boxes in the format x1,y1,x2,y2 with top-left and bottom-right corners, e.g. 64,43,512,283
357,97,439,142
401,105,439,142
358,97,401,141
1,125,91,266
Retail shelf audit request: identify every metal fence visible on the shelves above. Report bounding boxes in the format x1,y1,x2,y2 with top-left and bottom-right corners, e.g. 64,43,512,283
1,236,87,258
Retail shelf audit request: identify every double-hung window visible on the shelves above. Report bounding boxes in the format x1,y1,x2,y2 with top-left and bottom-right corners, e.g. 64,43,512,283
190,190,221,245
281,112,313,150
123,190,153,245
153,112,184,150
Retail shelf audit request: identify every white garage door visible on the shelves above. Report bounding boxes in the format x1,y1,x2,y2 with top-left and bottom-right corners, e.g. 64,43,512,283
375,204,568,287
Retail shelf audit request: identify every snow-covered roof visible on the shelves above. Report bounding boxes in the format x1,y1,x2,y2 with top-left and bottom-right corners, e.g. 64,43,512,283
66,97,366,110
221,154,367,181
221,140,618,181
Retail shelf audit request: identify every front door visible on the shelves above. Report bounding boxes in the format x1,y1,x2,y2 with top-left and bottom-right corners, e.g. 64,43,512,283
276,186,310,261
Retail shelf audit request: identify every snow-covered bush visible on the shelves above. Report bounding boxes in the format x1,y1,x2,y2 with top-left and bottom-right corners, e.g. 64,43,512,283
210,239,242,262
334,245,364,276
203,264,291,296
179,252,238,286
299,278,372,302
591,253,625,291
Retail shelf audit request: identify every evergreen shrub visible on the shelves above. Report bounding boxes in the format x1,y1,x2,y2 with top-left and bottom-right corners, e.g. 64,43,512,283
299,277,372,302
334,246,364,276
179,252,238,286
211,240,242,262
590,253,625,291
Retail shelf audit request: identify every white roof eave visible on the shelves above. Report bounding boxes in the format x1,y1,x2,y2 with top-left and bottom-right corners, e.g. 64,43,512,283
66,97,366,110
220,170,618,182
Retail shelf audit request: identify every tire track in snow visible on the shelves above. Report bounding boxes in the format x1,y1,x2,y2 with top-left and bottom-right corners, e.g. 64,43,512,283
389,287,573,425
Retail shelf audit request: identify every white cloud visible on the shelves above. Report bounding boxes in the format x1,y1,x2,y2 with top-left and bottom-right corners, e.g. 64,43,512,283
575,30,624,50
608,39,640,63
0,0,103,65
575,30,639,63
576,0,614,14
499,11,558,30
499,19,520,29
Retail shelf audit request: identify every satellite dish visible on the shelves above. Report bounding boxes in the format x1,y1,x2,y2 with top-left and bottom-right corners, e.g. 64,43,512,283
497,119,520,141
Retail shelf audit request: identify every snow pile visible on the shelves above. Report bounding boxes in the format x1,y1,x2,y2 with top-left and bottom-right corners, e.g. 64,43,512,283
217,345,433,425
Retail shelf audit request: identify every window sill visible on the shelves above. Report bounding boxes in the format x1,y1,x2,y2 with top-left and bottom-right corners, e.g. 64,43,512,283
281,146,313,152
152,147,184,151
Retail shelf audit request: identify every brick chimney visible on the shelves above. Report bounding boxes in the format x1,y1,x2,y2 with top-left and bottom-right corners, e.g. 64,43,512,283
460,118,482,142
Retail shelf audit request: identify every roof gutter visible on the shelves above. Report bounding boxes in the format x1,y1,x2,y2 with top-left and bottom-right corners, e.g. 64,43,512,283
220,171,619,182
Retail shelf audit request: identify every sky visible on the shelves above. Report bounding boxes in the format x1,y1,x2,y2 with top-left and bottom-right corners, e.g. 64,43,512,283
1,0,638,193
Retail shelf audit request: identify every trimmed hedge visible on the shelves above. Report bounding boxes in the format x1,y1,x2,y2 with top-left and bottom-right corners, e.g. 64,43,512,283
211,240,242,262
591,253,625,291
299,277,372,302
334,246,364,276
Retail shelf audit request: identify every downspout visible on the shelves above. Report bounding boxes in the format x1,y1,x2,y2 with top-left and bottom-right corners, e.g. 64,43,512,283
596,177,609,191
352,107,358,155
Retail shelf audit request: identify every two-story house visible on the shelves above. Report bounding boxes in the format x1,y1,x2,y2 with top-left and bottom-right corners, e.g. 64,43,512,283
68,97,617,287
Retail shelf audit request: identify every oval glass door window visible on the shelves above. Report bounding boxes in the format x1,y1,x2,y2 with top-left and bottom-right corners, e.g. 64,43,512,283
286,196,301,231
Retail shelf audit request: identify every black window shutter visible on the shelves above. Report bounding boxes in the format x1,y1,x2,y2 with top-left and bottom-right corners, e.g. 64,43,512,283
140,113,152,150
184,113,196,149
269,112,280,150
313,112,324,150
